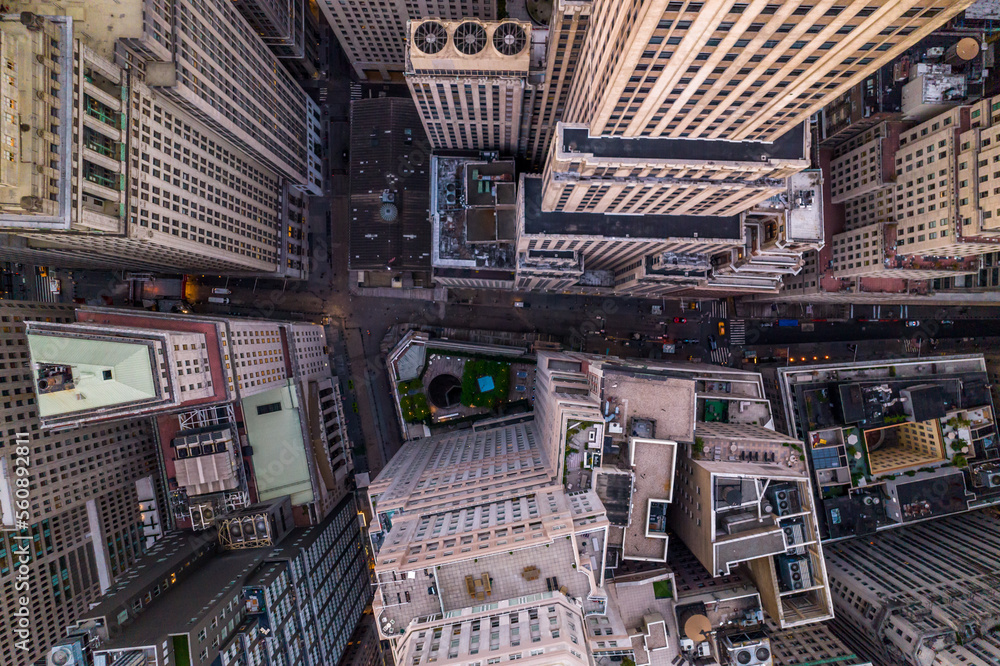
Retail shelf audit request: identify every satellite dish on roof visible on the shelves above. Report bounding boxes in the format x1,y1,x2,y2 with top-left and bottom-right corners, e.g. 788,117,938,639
683,614,712,642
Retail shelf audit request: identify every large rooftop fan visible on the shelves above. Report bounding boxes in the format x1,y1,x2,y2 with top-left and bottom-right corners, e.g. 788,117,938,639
493,22,527,56
454,22,487,55
413,21,447,54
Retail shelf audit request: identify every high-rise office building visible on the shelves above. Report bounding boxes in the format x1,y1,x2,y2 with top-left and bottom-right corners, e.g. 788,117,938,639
767,620,874,666
407,19,532,153
1,4,320,277
22,307,354,528
413,0,971,296
523,0,592,169
319,0,496,81
232,0,306,61
541,0,971,218
369,347,835,664
767,355,1000,541
824,96,1000,283
49,493,370,666
0,301,167,666
825,508,1000,666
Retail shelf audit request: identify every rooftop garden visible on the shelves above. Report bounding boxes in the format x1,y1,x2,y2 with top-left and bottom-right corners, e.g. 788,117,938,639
398,379,431,423
460,359,511,409
652,580,673,599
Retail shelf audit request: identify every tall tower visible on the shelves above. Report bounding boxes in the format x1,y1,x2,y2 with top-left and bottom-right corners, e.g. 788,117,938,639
407,19,532,154
320,0,497,81
825,509,1000,665
0,302,166,666
1,6,318,277
524,0,593,168
542,0,972,217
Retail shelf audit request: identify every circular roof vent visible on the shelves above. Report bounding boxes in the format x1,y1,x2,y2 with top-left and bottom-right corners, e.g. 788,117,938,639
454,22,487,55
49,647,75,666
493,22,527,56
413,21,447,54
736,650,753,665
756,647,771,662
380,202,399,222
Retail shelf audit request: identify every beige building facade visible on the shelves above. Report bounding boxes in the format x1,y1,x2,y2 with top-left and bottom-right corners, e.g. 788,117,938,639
826,509,1000,666
539,0,971,219
406,20,531,154
1,8,315,277
320,0,496,80
0,302,167,665
523,0,592,169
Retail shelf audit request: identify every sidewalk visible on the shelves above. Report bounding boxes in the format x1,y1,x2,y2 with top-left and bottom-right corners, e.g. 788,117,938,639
348,282,448,301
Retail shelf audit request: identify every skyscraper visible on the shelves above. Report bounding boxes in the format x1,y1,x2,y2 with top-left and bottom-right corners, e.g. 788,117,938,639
414,0,973,296
23,306,354,528
407,19,532,153
825,508,1000,666
541,0,971,218
0,302,166,666
1,4,320,277
49,493,371,666
368,348,836,663
319,0,496,81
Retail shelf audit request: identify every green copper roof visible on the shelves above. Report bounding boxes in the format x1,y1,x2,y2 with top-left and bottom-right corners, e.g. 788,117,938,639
241,381,314,506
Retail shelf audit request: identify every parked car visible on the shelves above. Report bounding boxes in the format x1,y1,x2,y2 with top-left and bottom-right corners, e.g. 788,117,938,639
207,297,230,304
906,320,920,327
515,385,526,392
516,371,528,379
212,287,232,295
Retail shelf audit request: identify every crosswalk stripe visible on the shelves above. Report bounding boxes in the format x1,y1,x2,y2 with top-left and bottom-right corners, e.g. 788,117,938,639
730,319,746,346
709,348,731,365
708,299,728,319
35,276,54,303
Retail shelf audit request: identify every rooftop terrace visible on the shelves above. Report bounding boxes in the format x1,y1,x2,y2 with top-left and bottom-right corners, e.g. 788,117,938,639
602,370,696,444
376,535,592,632
624,439,678,562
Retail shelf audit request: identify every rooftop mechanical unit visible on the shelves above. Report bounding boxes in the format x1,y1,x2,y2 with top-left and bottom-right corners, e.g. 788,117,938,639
218,511,274,550
721,630,771,666
778,554,813,591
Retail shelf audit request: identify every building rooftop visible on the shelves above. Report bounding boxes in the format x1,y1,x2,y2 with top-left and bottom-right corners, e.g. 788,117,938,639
786,171,824,243
601,367,697,443
520,175,742,241
96,547,267,651
777,356,1000,540
241,381,314,506
561,122,807,163
349,97,431,271
375,533,592,632
431,155,517,273
624,439,678,562
885,472,974,523
27,332,158,417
